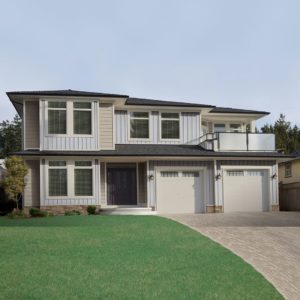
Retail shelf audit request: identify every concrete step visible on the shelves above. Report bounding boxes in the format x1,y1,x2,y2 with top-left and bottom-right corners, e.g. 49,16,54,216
101,207,156,215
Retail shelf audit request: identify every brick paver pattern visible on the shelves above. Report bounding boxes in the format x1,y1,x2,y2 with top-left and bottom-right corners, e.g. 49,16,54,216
165,212,300,300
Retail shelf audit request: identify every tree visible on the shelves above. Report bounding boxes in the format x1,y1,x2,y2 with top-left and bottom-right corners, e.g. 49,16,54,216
0,115,22,158
1,157,28,210
261,114,300,154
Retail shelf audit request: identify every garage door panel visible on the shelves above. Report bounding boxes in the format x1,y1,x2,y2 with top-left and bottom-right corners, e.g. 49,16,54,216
156,170,204,214
223,169,269,213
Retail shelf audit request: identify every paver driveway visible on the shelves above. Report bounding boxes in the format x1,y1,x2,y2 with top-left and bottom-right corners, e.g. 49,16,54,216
166,212,300,300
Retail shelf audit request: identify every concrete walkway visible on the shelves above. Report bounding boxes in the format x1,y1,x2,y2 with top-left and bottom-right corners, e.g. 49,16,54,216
166,212,300,300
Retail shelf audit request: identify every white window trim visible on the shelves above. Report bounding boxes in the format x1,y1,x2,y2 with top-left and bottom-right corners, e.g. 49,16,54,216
74,161,94,197
159,112,181,142
46,159,95,199
47,101,68,136
73,102,93,136
45,100,94,137
127,111,151,141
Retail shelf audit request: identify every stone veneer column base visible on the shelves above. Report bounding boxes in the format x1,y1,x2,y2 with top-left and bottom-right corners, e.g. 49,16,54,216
206,205,224,213
40,205,101,215
271,204,280,212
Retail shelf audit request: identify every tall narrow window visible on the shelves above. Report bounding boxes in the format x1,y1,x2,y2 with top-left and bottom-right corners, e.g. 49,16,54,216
129,112,149,139
74,102,92,134
48,102,67,134
48,161,67,196
161,113,180,139
285,162,292,177
74,161,93,196
214,123,226,133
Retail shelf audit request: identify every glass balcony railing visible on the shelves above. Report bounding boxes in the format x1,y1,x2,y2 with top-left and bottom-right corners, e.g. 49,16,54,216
199,132,275,152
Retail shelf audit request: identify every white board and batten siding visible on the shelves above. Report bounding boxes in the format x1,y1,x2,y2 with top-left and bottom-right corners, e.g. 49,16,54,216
39,100,99,151
115,111,201,145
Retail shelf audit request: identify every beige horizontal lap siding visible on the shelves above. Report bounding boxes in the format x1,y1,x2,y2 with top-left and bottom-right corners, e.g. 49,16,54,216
100,162,106,205
99,103,114,149
25,101,39,149
138,163,147,204
24,160,40,207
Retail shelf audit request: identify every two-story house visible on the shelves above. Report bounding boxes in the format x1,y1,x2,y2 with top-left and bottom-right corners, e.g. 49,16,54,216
7,90,289,214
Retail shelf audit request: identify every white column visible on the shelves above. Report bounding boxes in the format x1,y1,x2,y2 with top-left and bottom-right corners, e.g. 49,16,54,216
250,120,256,133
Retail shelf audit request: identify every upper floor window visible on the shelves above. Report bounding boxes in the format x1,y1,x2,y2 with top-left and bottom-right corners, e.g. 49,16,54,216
161,113,180,140
73,102,92,135
214,123,226,133
129,112,149,139
48,102,67,134
285,162,292,177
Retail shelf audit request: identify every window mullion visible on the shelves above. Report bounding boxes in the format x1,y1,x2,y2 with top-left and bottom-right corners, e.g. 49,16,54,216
67,101,73,135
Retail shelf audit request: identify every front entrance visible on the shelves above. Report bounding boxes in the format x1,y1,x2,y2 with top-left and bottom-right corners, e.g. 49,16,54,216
107,165,137,205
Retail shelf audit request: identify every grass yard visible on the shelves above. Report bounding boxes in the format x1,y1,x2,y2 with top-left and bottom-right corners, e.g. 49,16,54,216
0,215,281,299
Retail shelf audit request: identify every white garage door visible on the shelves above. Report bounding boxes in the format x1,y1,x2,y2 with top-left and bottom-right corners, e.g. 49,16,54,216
156,170,204,214
223,169,270,212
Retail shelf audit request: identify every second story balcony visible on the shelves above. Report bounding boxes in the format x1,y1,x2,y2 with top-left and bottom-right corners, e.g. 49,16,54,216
199,132,276,152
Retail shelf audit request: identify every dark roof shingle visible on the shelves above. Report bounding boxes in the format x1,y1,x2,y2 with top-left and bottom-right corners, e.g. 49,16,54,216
12,144,292,158
7,89,128,98
126,97,215,108
211,107,269,115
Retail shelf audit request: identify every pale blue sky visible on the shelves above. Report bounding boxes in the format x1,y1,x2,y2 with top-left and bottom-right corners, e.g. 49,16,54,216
0,0,300,128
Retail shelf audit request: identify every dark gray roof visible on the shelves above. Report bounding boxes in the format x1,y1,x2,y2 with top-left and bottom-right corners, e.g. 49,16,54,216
126,97,215,108
211,107,269,115
12,144,293,158
7,90,270,114
7,89,128,98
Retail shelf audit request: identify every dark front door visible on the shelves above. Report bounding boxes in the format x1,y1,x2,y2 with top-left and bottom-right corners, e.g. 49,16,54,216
107,167,137,205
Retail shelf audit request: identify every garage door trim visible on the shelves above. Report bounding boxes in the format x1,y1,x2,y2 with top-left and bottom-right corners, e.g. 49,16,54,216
221,165,272,212
155,166,208,213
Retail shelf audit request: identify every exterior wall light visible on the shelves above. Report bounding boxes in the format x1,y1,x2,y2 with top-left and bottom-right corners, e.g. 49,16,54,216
271,173,277,180
215,173,222,180
148,174,154,181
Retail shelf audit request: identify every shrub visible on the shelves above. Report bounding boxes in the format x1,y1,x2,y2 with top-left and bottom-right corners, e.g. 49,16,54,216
64,210,81,216
29,208,48,218
7,209,27,219
87,205,97,215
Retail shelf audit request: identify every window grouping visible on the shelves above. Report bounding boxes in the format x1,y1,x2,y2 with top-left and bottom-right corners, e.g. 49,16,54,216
47,101,92,135
48,161,93,197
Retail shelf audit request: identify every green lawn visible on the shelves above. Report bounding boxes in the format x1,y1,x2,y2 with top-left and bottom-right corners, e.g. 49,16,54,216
0,216,281,300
